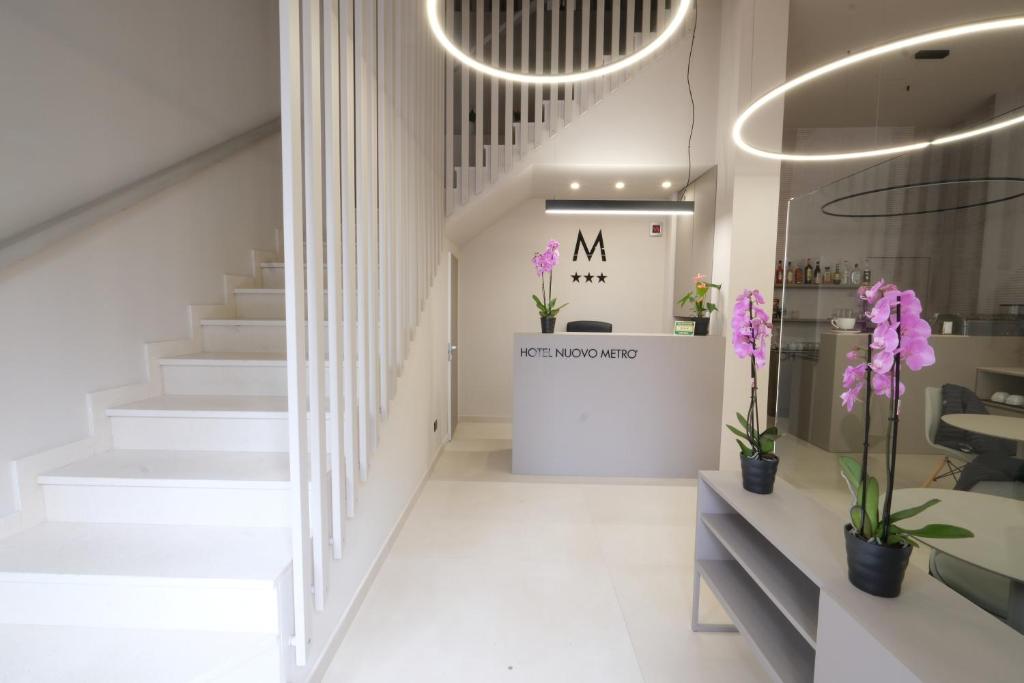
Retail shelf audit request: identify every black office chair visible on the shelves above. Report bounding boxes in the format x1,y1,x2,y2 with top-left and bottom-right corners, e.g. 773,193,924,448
565,320,612,333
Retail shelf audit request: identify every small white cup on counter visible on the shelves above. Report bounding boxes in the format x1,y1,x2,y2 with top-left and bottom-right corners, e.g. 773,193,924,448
830,317,857,331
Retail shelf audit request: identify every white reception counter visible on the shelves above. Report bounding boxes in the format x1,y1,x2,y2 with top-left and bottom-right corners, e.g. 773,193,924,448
513,332,725,477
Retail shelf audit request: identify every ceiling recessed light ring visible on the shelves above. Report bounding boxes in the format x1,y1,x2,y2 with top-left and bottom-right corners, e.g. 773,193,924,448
732,15,1024,162
426,0,692,85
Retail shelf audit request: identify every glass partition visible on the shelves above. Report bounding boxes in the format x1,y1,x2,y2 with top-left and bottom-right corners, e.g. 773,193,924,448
772,114,1024,631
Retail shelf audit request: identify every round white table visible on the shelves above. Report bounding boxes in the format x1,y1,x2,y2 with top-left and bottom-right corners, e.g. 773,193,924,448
893,488,1024,631
941,413,1024,456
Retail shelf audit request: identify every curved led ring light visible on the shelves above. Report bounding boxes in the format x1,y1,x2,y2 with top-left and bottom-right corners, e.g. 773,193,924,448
426,0,692,85
733,15,1024,162
820,177,1024,218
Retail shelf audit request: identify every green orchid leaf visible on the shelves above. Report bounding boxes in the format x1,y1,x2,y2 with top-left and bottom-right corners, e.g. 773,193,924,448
735,412,750,430
889,499,941,524
838,456,862,503
727,424,751,441
850,506,874,538
762,426,779,436
759,437,776,453
736,439,752,457
897,524,974,539
864,476,879,532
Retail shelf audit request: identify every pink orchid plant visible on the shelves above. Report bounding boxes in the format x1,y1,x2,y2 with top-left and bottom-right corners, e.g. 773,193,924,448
839,280,970,547
727,289,778,460
531,240,567,319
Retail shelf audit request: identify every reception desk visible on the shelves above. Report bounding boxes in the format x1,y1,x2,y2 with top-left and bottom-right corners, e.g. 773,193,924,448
513,332,725,477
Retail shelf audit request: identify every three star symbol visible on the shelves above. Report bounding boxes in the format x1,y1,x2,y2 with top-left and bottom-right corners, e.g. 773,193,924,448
571,272,607,284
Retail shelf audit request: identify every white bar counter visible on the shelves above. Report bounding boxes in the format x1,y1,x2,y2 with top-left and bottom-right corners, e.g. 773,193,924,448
512,332,725,477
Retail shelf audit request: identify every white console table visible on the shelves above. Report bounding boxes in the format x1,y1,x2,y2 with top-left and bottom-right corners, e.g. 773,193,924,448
693,471,1024,683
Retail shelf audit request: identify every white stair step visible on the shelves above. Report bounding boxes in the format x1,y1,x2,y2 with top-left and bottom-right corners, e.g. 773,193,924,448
161,351,288,396
259,263,327,291
0,624,282,683
201,319,288,353
0,522,291,633
201,318,330,353
39,450,289,527
108,394,288,452
235,288,331,320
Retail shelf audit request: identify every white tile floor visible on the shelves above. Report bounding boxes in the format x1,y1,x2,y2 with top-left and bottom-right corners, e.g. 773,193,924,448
323,422,767,683
323,422,955,682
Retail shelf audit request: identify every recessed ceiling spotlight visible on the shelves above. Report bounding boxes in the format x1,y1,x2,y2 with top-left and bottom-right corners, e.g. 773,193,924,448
569,181,581,190
732,15,1024,162
615,181,626,190
661,180,673,189
426,0,692,84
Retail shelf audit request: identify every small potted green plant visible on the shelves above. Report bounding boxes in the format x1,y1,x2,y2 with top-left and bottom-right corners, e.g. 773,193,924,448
677,273,721,336
531,239,567,333
727,289,779,494
838,280,972,597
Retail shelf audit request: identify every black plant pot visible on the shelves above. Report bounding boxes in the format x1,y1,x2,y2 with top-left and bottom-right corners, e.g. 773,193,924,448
740,455,778,494
540,316,556,333
694,317,710,336
844,524,913,598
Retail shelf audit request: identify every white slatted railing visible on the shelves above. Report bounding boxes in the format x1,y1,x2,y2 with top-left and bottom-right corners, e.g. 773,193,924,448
278,0,445,667
444,0,681,214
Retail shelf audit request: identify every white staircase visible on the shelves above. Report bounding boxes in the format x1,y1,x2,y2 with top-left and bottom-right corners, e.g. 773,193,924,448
0,254,298,682
446,0,684,214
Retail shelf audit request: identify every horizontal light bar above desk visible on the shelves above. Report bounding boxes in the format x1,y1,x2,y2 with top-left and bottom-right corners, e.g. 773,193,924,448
544,199,695,216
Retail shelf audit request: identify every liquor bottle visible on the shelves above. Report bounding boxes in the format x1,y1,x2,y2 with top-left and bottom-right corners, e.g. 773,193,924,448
813,261,822,285
804,259,813,284
775,260,784,286
824,265,832,285
862,259,872,285
786,261,794,284
794,261,804,284
841,260,850,285
851,263,862,285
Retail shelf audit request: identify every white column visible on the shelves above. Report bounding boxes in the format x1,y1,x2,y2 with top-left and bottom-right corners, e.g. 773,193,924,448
712,0,789,467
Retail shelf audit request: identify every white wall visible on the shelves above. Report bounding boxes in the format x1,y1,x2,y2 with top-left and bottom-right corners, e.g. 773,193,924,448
0,136,282,517
0,0,279,242
458,199,673,420
304,254,452,680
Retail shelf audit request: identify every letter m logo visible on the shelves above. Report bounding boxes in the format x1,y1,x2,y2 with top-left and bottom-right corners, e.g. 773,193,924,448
573,230,606,262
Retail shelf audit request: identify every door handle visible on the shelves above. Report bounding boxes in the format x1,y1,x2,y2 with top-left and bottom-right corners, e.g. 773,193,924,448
448,344,457,361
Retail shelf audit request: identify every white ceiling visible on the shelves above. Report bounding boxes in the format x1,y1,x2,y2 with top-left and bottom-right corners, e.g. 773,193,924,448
782,0,1024,133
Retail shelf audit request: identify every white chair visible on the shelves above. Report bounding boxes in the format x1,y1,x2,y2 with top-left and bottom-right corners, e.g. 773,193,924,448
922,386,977,487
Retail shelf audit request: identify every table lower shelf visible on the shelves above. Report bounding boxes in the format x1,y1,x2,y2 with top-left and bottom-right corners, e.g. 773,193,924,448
697,559,815,683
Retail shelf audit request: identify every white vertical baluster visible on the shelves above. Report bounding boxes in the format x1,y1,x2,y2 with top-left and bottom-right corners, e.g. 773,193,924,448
445,0,454,211
474,0,484,193
322,0,345,558
595,0,605,98
565,0,575,122
460,2,469,205
519,3,528,157
533,0,544,144
367,0,380,443
622,0,630,71
339,0,358,516
354,0,371,480
377,0,391,417
301,0,328,611
504,0,513,171
580,0,590,109
490,0,498,184
278,0,311,665
610,0,620,88
642,0,651,40
550,0,560,135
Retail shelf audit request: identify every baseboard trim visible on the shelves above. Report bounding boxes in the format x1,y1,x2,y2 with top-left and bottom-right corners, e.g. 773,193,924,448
305,440,447,681
458,415,510,424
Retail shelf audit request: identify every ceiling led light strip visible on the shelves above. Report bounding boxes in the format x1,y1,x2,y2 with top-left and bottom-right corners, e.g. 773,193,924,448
545,199,694,216
820,177,1024,218
426,0,692,84
732,15,1024,162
